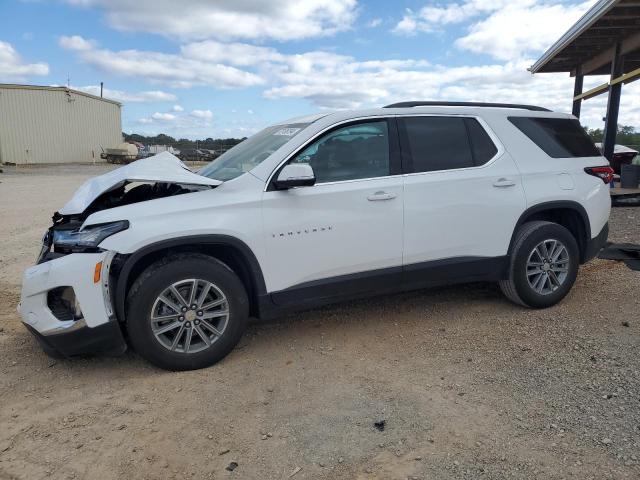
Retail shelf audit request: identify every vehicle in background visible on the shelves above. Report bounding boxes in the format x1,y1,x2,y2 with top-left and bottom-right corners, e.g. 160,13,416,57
595,143,639,173
100,142,139,164
20,102,612,371
179,149,215,162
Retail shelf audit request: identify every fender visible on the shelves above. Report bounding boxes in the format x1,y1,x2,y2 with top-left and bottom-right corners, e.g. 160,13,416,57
111,235,267,323
508,200,591,256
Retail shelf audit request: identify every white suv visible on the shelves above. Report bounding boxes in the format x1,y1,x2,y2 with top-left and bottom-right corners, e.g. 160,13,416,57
19,102,612,370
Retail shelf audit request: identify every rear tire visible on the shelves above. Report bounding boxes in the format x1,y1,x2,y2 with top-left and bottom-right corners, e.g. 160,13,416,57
126,253,249,371
500,221,579,308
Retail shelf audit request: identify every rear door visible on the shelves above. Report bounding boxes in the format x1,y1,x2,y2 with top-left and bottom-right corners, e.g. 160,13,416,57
399,115,526,275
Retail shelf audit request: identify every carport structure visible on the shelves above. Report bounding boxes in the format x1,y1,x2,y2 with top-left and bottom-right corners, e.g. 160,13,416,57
530,0,640,161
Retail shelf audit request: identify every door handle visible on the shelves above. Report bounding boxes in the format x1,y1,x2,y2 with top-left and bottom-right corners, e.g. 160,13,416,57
493,178,516,188
367,191,397,201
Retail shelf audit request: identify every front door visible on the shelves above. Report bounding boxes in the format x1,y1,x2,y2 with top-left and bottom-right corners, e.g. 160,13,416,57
261,119,404,304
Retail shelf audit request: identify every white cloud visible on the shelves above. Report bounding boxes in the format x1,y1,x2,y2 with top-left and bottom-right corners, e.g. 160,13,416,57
455,1,594,61
0,40,49,81
151,112,176,121
190,109,213,120
59,35,264,89
261,50,640,128
58,34,95,51
393,1,512,34
74,85,177,102
247,109,254,115
172,104,184,112
367,18,382,28
180,40,285,67
63,0,357,41
393,1,595,61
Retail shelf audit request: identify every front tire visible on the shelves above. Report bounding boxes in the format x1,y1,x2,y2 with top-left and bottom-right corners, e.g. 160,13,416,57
500,221,579,308
126,253,249,371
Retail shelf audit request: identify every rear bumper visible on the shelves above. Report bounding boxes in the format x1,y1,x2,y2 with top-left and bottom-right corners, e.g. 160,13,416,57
583,222,609,263
25,321,126,358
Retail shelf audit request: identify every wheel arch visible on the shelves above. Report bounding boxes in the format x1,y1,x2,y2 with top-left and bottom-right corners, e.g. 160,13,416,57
112,235,267,323
508,201,591,263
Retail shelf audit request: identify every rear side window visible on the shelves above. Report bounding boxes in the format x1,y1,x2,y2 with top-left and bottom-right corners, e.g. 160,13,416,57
508,117,600,158
399,116,498,173
466,118,498,165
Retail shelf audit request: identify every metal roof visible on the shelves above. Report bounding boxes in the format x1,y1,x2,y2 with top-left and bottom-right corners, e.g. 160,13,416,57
0,83,122,106
530,0,640,75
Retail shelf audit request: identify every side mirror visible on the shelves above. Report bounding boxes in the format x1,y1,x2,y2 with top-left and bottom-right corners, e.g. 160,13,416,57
274,164,316,190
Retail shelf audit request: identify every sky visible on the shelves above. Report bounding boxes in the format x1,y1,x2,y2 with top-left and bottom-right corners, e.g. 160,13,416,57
1,0,638,140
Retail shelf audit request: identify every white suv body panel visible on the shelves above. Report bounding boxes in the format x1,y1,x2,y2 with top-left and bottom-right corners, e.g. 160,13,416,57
403,149,526,264
19,104,612,354
262,175,404,292
488,113,611,239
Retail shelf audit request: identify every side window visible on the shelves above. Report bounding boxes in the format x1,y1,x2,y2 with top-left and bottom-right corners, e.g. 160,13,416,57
290,120,390,183
465,118,498,166
399,117,474,173
508,117,600,158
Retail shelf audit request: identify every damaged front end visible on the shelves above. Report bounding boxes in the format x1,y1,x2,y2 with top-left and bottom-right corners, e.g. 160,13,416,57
22,153,223,358
38,152,221,263
40,182,210,262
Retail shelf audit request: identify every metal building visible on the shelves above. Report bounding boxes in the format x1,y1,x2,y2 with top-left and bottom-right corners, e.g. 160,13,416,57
0,84,122,165
530,0,640,161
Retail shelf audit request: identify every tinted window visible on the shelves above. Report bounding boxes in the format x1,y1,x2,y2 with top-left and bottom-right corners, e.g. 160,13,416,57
466,118,498,165
290,121,389,183
509,117,600,158
400,117,475,173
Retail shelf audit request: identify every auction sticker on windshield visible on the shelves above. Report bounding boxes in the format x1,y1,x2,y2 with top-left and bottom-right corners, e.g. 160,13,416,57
273,128,301,136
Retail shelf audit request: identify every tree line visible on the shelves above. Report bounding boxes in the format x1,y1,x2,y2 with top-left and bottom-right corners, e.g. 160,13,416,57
585,125,640,148
123,133,246,151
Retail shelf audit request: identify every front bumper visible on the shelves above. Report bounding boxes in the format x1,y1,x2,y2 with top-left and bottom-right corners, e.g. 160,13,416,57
24,321,126,358
18,251,127,358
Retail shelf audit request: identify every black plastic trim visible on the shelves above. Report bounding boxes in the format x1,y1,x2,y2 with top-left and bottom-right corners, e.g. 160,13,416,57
384,101,550,111
25,321,127,358
113,235,267,323
264,256,508,317
584,222,609,262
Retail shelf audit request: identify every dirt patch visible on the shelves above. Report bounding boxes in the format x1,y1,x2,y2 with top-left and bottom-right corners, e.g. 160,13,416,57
0,166,639,479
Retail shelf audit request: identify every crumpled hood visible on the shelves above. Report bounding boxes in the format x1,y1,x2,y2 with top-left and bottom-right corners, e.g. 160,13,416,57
58,152,221,215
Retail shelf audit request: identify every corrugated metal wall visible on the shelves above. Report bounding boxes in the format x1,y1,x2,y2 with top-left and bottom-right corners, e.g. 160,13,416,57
0,86,122,164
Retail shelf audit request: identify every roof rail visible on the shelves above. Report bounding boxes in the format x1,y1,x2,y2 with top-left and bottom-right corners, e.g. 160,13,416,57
383,101,551,112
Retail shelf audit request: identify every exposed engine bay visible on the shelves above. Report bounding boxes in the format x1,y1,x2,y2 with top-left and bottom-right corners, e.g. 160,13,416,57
53,181,210,224
41,182,211,260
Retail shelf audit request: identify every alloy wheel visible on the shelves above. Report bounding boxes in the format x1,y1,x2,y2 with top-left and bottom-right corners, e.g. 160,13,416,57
525,239,570,295
150,279,229,354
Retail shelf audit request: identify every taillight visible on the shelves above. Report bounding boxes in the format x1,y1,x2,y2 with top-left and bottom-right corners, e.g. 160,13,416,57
584,166,614,184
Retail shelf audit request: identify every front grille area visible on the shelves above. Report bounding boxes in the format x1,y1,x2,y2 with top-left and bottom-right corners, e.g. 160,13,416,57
47,287,82,321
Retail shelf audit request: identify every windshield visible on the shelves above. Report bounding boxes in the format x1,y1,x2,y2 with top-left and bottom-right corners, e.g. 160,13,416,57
198,123,310,181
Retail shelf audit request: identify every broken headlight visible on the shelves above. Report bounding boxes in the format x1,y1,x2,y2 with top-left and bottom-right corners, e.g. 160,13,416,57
53,220,129,251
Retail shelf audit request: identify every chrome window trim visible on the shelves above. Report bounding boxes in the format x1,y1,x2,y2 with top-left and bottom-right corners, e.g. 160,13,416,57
263,113,505,190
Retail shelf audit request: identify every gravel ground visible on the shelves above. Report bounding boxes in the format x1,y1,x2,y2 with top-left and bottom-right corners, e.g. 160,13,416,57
0,165,638,480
